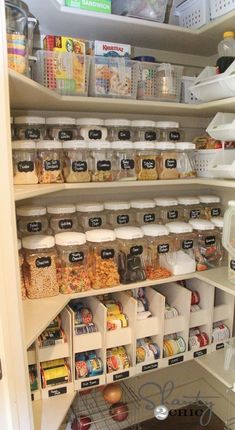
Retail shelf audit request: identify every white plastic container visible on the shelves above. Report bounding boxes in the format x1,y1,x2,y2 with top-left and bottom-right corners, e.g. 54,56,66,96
210,0,235,20
174,0,210,29
76,202,106,231
181,76,198,104
47,204,78,235
206,112,235,141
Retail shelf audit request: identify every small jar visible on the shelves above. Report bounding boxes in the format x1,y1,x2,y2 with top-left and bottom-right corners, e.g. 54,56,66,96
46,117,77,141
155,121,181,142
177,196,204,221
76,202,106,231
132,120,158,142
104,201,133,228
22,235,59,299
198,195,224,219
154,197,182,223
112,141,137,181
63,140,91,183
17,206,48,237
89,141,115,182
105,119,133,142
175,142,196,179
156,142,179,180
166,222,197,261
47,204,78,234
86,229,119,289
189,219,222,271
18,239,26,300
77,118,107,141
141,224,173,280
130,199,160,225
12,140,38,185
115,226,146,284
14,116,46,140
135,142,158,180
55,232,91,294
36,140,64,183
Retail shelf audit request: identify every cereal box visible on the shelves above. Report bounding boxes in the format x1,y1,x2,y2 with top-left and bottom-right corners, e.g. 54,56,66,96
43,35,86,55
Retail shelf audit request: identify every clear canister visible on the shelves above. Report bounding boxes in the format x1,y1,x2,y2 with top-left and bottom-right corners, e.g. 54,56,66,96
154,197,183,223
198,195,224,219
132,120,158,142
166,222,196,261
77,118,107,141
177,196,204,221
46,117,77,141
130,199,160,225
105,119,133,142
63,140,91,183
47,204,78,234
104,201,133,228
14,116,46,140
155,121,181,142
211,217,226,264
76,202,106,231
12,140,38,185
112,141,136,181
89,141,115,182
18,238,26,300
135,141,158,180
17,205,48,237
175,142,196,179
36,140,64,183
156,142,179,180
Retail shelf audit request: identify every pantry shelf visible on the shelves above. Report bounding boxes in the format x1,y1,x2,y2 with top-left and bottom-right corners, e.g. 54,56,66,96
196,348,234,389
32,392,76,430
14,184,64,201
197,267,235,296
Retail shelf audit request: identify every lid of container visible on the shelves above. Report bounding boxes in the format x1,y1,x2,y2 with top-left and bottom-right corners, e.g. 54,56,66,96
115,226,143,240
198,195,221,204
189,219,215,231
175,142,195,150
141,224,169,237
131,120,156,127
223,31,234,38
134,141,156,150
12,140,36,150
14,116,45,125
166,221,193,234
77,118,104,126
228,200,235,207
18,238,21,250
155,142,176,150
154,197,178,207
37,140,62,150
55,232,86,246
76,202,104,212
130,199,155,209
89,141,111,150
104,201,130,210
47,204,76,214
16,206,46,216
22,235,55,250
63,140,88,149
45,117,76,125
111,141,133,150
104,119,131,126
177,196,200,205
86,229,116,242
211,217,224,228
133,56,156,62
155,121,179,129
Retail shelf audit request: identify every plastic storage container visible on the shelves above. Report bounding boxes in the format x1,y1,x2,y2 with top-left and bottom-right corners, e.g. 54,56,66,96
154,64,183,102
112,0,168,22
175,142,196,179
156,142,179,180
154,197,182,222
181,76,198,104
135,142,158,180
18,239,26,300
210,0,235,20
76,202,106,231
17,206,48,237
198,195,224,219
105,119,133,141
47,204,78,234
136,62,159,101
177,196,203,221
14,116,46,140
46,117,77,141
36,140,64,183
132,120,158,142
174,0,210,29
130,199,160,225
155,121,181,142
77,118,107,141
104,201,133,228
63,140,91,183
12,140,38,185
89,141,115,182
112,141,136,181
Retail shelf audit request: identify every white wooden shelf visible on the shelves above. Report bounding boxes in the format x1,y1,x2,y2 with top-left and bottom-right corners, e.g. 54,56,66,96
196,348,234,389
32,392,76,430
197,267,235,296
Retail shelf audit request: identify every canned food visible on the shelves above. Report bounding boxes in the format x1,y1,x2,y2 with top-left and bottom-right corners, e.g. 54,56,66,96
41,358,70,387
191,290,200,305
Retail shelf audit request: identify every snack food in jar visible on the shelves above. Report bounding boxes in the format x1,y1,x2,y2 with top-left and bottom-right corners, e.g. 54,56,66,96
46,117,77,141
104,201,133,228
154,197,182,223
156,142,179,180
12,140,38,185
77,202,106,231
63,140,91,183
22,235,59,299
135,141,158,180
112,141,137,181
18,239,26,300
36,140,64,183
89,141,115,182
130,199,160,225
77,118,107,141
177,196,203,221
105,119,133,142
155,121,181,142
175,142,196,179
14,116,46,140
17,205,48,237
198,195,224,219
47,204,78,234
131,120,158,142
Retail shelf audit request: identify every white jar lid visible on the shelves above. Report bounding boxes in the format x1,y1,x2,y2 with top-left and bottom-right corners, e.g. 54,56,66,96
228,200,235,207
104,201,130,210
105,119,131,126
37,140,62,150
18,238,21,250
189,219,215,231
166,221,193,234
131,120,155,127
198,195,221,204
45,117,76,125
16,206,46,216
211,217,224,228
115,226,143,240
14,116,45,125
141,224,169,237
154,197,178,207
63,140,88,150
155,121,179,128
130,199,155,209
77,118,104,126
86,229,116,242
22,235,55,250
55,232,86,246
175,142,195,150
76,202,104,212
89,141,111,150
155,142,176,150
47,204,76,214
135,141,156,150
12,140,36,150
111,141,133,150
177,196,200,205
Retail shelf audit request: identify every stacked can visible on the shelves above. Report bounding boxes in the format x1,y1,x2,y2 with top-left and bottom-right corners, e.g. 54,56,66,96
163,335,186,357
190,290,201,312
106,346,131,373
189,327,209,350
75,351,103,379
70,301,97,335
212,322,230,343
136,337,161,363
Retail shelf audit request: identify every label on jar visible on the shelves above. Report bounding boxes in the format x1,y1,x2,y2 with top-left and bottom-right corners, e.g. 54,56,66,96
58,130,73,141
157,243,169,254
145,131,156,141
167,210,178,220
142,159,155,169
72,161,87,172
169,131,180,141
121,159,135,170
27,221,42,233
165,159,177,169
230,260,235,271
190,209,201,219
69,252,84,263
205,236,216,246
97,160,111,171
25,128,40,140
44,160,60,171
17,161,34,173
117,214,129,225
118,130,131,140
101,249,114,259
59,219,73,230
88,217,102,228
35,256,51,268
211,208,221,217
143,213,155,223
89,129,102,140
182,240,193,250
130,245,143,256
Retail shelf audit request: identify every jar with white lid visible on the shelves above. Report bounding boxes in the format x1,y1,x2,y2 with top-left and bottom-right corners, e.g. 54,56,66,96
135,141,158,180
130,199,160,225
86,229,119,289
177,196,204,221
14,116,46,140
175,142,196,179
18,239,26,300
189,219,222,271
141,224,173,280
77,118,107,141
89,141,115,182
22,235,59,299
156,142,179,180
47,204,78,234
115,226,146,284
76,202,106,231
104,201,133,228
166,222,197,261
17,206,48,237
132,120,158,142
198,195,224,220
155,121,182,142
55,232,91,294
112,141,136,181
36,140,64,183
105,119,133,142
154,197,183,223
63,140,91,183
12,140,38,185
46,117,77,141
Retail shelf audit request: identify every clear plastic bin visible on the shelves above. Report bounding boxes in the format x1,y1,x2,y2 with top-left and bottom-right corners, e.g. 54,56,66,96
137,61,159,100
130,199,160,225
12,140,38,185
174,0,210,29
132,120,158,142
89,141,115,182
105,118,133,142
155,64,183,102
63,140,91,183
112,0,168,22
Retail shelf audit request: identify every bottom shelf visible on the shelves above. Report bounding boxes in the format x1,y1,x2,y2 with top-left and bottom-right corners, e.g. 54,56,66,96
32,392,76,430
196,345,234,389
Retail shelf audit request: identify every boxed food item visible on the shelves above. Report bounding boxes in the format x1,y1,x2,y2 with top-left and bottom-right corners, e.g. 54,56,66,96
43,35,86,54
64,0,111,13
87,40,131,57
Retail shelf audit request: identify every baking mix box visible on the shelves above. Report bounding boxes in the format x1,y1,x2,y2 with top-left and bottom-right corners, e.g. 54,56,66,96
64,0,111,13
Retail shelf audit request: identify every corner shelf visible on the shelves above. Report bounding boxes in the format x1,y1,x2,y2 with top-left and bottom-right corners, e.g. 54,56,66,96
196,348,234,389
32,392,76,430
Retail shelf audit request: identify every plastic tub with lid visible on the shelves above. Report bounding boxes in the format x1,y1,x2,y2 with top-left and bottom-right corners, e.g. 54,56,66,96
36,140,64,183
198,195,224,219
12,140,38,185
177,196,203,221
155,121,181,142
175,142,196,179
17,205,48,237
154,197,183,223
135,141,158,180
112,141,136,181
105,119,133,142
156,142,179,180
104,201,133,228
132,120,158,142
89,141,115,182
47,204,78,235
18,238,26,300
46,117,77,141
223,201,235,283
130,199,160,225
63,140,91,183
77,118,107,141
14,116,46,140
76,202,106,231
165,222,196,275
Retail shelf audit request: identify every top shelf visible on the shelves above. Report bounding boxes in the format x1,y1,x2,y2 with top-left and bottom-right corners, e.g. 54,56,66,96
26,0,235,56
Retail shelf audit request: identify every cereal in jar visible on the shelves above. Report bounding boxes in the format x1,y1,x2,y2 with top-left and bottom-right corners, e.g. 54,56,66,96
89,141,115,182
63,140,91,183
17,205,48,237
130,199,160,225
132,120,158,142
36,140,64,183
47,204,78,234
105,118,133,142
198,195,224,220
77,118,107,141
46,117,77,141
104,201,133,228
156,142,179,180
112,141,136,181
135,142,158,180
14,116,46,140
12,140,38,185
76,202,106,231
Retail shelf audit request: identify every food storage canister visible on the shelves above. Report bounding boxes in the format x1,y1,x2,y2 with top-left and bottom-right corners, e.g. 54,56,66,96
36,140,64,183
86,229,119,289
89,141,115,182
154,197,183,223
105,118,133,142
55,232,91,294
156,142,179,180
17,205,48,237
189,219,222,271
175,142,196,179
135,141,158,180
155,121,181,142
18,238,26,300
76,202,106,231
166,221,197,262
22,235,59,299
115,226,146,284
132,120,158,142
198,195,224,219
14,116,46,140
141,224,173,280
177,196,204,221
211,217,226,265
104,201,133,228
47,204,78,234
77,118,107,141
112,141,137,181
12,140,38,185
63,140,91,183
130,199,160,225
46,117,77,141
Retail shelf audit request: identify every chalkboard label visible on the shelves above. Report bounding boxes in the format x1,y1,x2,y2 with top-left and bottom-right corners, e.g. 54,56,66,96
25,128,40,140
142,362,158,372
167,210,178,220
44,160,60,171
113,371,129,381
205,236,216,246
190,209,201,219
97,160,111,171
121,159,135,170
142,159,155,169
117,214,129,225
89,129,102,140
48,387,67,397
101,249,114,259
89,217,102,228
81,378,99,388
35,256,51,268
165,159,177,169
158,243,169,254
194,349,207,358
69,252,84,263
169,131,180,141
130,245,143,256
182,240,193,250
59,130,73,141
211,208,221,217
18,161,34,172
145,131,156,141
27,221,42,233
72,161,87,172
118,130,131,140
169,356,184,366
143,213,155,223
59,219,73,230
216,343,224,350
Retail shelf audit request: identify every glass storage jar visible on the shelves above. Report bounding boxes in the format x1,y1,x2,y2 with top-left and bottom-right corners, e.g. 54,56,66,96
115,226,146,284
175,142,196,179
46,117,77,141
55,232,91,294
156,142,179,180
47,204,78,234
177,196,203,221
112,141,137,181
155,121,181,142
198,195,224,219
22,235,59,299
36,140,64,183
165,222,197,275
14,116,46,140
76,202,106,231
132,120,158,142
63,140,91,183
17,205,48,237
141,224,173,280
130,199,160,225
135,141,158,180
86,229,119,289
18,238,26,300
12,140,38,185
89,141,115,182
77,118,107,141
104,201,133,228
105,118,133,141
154,197,182,223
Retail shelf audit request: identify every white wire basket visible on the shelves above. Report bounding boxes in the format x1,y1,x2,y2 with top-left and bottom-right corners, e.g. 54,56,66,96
181,76,198,104
174,0,210,28
210,0,235,19
194,149,223,178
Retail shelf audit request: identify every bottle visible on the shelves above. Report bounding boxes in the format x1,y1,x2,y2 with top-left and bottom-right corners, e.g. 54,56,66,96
217,31,235,74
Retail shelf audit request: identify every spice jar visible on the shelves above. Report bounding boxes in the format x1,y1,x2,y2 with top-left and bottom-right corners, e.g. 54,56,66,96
104,201,133,228
175,142,196,179
76,202,106,231
22,235,59,299
135,142,158,180
156,142,179,180
77,118,107,141
115,226,146,284
86,229,119,289
14,116,46,140
198,195,224,219
17,206,48,237
12,140,38,185
155,121,181,142
55,232,91,294
63,140,91,183
130,199,160,225
36,140,64,183
46,117,77,141
177,196,204,221
189,219,222,271
89,141,115,182
47,204,78,234
112,141,137,181
105,119,133,142
132,120,158,142
18,239,26,300
141,224,173,280
154,197,182,223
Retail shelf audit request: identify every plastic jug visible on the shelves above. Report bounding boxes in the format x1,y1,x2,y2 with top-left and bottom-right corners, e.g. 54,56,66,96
217,31,235,73
222,200,235,283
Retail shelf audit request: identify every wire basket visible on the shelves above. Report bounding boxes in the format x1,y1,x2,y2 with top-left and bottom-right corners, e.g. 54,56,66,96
194,149,223,178
181,76,198,104
174,0,210,28
210,0,235,19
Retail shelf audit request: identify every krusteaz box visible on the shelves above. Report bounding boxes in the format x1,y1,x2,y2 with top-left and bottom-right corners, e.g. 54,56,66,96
64,0,111,13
